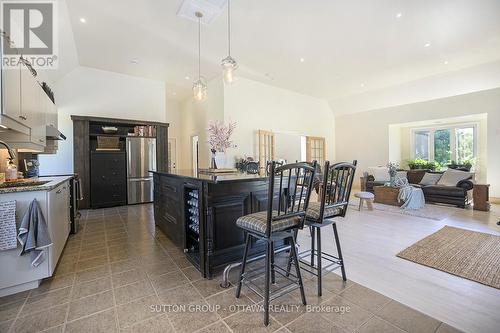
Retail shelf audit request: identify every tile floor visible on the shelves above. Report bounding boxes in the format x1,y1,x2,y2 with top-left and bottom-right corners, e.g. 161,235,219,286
0,204,464,333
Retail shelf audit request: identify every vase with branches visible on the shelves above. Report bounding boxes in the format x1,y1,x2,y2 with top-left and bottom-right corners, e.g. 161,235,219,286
207,120,236,169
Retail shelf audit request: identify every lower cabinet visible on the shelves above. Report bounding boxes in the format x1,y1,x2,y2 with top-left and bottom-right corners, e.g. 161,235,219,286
90,151,127,208
0,180,71,296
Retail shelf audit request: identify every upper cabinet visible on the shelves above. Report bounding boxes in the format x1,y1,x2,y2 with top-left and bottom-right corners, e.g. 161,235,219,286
1,33,59,152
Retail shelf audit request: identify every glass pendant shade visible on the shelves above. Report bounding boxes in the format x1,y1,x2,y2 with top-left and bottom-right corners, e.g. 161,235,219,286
193,77,207,101
222,55,237,84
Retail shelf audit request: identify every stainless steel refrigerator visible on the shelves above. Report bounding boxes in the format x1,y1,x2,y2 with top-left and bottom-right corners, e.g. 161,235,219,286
126,137,156,204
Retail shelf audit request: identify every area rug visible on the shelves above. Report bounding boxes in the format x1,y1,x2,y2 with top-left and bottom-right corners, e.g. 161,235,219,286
397,226,500,289
349,198,453,221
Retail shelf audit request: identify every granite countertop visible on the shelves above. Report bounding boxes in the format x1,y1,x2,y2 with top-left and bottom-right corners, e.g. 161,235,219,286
152,170,268,184
0,176,74,194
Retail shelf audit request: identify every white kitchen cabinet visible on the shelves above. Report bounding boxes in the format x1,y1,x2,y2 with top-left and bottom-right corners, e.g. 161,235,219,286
1,55,21,122
20,61,46,147
47,182,70,274
0,178,71,297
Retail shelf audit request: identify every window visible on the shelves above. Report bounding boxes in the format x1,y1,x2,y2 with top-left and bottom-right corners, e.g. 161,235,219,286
306,136,326,166
411,125,477,167
258,130,275,174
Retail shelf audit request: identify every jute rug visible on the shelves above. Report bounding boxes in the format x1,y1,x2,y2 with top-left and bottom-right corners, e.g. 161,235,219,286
397,226,500,289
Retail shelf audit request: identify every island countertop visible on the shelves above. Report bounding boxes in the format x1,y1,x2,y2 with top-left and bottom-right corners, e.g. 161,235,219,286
151,169,268,184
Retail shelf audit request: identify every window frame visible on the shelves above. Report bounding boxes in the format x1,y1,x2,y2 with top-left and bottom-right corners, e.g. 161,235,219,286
410,123,478,165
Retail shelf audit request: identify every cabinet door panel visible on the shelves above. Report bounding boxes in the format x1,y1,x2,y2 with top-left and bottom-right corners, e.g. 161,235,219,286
211,195,251,251
47,182,70,274
1,58,21,120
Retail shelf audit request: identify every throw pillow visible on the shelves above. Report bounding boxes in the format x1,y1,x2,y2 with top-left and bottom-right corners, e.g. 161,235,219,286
368,167,390,182
419,173,442,186
437,169,472,186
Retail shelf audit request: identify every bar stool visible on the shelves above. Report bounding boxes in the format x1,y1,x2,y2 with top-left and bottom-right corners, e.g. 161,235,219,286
287,160,357,296
235,161,317,326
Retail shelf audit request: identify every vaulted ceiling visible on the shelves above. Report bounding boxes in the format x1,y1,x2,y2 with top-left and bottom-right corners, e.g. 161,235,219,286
65,0,500,102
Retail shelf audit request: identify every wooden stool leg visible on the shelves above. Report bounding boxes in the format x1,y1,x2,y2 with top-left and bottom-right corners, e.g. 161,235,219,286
367,199,373,210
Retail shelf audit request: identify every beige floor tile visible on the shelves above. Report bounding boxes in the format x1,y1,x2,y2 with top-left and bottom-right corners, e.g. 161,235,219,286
76,256,108,271
355,316,405,333
224,310,281,333
0,291,29,306
120,314,173,333
116,295,160,328
75,265,111,284
339,283,392,313
319,295,372,332
376,300,441,333
0,300,24,323
172,255,194,269
54,262,77,276
110,258,141,274
0,320,13,332
41,325,63,333
114,279,155,305
150,271,189,293
181,266,203,282
435,322,465,333
267,294,306,326
168,299,220,333
79,248,108,261
112,269,148,288
30,274,75,297
196,321,232,333
65,308,117,333
143,261,178,278
67,290,114,321
72,276,112,299
286,313,348,333
321,272,355,294
21,287,71,316
11,304,68,333
205,289,254,319
192,278,227,298
156,284,204,305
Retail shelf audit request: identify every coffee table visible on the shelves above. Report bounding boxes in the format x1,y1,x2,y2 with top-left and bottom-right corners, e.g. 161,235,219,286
374,186,402,206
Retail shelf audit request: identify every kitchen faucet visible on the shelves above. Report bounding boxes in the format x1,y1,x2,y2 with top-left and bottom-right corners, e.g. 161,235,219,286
0,140,16,161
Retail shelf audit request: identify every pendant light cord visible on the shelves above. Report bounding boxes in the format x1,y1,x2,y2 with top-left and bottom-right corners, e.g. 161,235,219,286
227,0,231,57
198,14,201,79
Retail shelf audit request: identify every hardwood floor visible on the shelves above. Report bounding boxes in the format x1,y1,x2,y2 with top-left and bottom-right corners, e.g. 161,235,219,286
297,202,500,333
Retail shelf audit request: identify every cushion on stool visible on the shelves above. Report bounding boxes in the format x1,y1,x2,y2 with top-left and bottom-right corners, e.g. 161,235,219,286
306,202,342,220
236,211,301,235
354,192,375,199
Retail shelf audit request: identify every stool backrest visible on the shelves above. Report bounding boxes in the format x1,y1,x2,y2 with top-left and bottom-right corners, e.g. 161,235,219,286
320,160,357,218
266,161,317,238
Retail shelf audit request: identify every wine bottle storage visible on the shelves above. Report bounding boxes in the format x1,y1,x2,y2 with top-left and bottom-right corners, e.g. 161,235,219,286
186,189,200,237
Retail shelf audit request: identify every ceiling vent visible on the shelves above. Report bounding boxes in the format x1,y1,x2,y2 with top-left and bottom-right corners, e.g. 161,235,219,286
177,0,227,24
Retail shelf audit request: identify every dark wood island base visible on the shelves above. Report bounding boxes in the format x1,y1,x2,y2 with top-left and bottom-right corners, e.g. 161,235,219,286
152,170,286,278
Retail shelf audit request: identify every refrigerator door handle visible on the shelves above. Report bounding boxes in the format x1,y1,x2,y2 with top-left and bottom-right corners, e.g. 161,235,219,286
129,178,152,182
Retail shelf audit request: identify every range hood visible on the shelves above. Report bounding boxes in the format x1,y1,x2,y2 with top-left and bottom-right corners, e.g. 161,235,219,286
46,125,66,140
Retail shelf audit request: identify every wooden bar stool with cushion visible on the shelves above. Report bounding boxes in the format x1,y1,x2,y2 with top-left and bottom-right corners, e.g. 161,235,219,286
235,161,317,326
287,160,357,296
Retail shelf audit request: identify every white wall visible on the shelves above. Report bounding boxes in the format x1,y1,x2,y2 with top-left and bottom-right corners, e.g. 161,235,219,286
274,132,302,163
222,77,335,166
38,66,166,175
335,88,500,197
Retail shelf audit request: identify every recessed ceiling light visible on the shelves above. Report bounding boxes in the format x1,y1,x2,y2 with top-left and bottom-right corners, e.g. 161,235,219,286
172,92,177,96
360,83,365,88
79,17,86,23
300,58,305,63
130,59,139,64
424,42,431,48
396,12,403,19
444,60,449,65
185,76,190,80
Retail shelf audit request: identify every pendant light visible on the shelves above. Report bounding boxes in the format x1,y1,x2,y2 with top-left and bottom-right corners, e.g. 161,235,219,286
221,0,237,84
193,11,207,101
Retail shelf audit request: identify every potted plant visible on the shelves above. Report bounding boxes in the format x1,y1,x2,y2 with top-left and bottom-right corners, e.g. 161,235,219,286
448,159,474,171
207,120,236,169
407,159,440,171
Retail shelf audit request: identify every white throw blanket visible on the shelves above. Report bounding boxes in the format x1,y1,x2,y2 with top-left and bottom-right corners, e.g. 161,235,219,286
394,177,425,210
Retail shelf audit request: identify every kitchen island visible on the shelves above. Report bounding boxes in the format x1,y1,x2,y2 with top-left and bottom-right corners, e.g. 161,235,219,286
152,170,287,278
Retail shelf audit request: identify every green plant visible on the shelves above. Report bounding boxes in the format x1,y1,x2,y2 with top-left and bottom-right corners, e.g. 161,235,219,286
407,159,440,171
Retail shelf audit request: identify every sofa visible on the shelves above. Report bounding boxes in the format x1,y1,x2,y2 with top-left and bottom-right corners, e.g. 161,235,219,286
360,169,474,208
